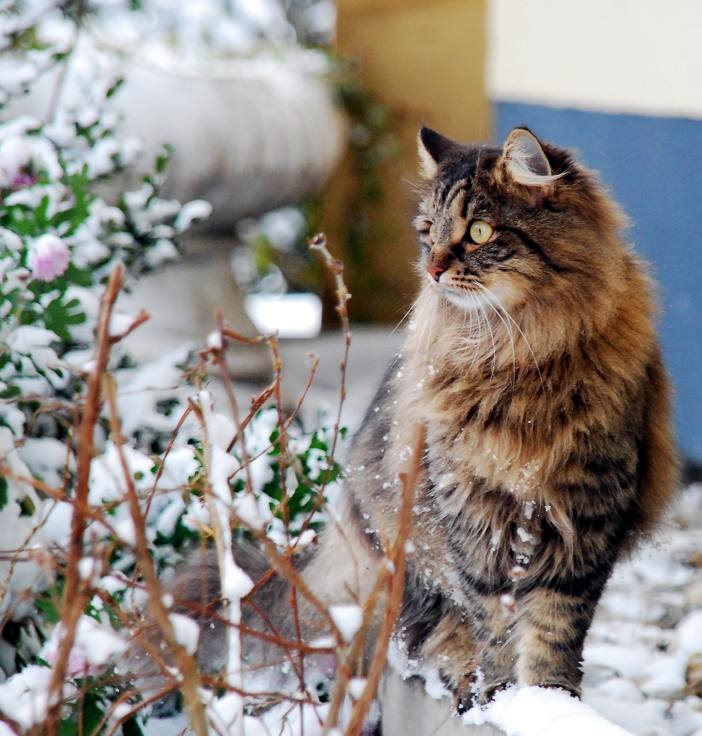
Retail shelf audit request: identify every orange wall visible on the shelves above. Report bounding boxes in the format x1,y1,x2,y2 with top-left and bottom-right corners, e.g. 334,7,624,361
324,0,489,322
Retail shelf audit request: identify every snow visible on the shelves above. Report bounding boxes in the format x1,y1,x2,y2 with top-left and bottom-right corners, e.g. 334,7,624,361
348,677,367,700
155,497,186,538
0,665,54,731
206,330,223,350
85,136,120,177
40,615,128,680
113,517,137,547
174,199,212,232
18,437,73,490
6,326,61,366
329,604,362,643
168,613,200,656
464,686,634,736
234,491,266,531
108,312,138,339
37,501,73,546
678,611,702,656
78,557,100,582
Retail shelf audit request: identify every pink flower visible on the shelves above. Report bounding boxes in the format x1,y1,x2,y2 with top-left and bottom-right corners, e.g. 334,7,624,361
10,171,37,190
41,632,94,678
29,234,70,282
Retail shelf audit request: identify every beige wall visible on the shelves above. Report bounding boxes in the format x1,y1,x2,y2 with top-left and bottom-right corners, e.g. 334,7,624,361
323,0,489,323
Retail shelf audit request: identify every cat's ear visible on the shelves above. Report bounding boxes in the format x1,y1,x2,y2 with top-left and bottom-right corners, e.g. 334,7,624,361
417,126,459,178
501,127,561,194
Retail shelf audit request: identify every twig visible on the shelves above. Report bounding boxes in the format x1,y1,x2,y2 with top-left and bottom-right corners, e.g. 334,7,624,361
193,388,249,736
344,422,425,735
45,264,124,734
143,402,194,520
104,377,208,736
109,308,150,344
309,233,351,498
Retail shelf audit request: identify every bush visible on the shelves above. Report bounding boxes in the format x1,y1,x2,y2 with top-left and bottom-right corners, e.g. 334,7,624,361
0,6,415,734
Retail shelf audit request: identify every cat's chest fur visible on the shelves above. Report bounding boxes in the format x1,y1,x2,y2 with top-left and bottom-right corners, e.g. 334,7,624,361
395,349,553,500
379,352,559,592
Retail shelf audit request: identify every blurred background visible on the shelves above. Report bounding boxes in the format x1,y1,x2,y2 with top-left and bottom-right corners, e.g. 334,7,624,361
15,0,701,467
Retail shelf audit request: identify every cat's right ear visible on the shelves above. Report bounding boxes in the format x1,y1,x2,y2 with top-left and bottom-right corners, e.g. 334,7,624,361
501,128,562,193
417,126,458,178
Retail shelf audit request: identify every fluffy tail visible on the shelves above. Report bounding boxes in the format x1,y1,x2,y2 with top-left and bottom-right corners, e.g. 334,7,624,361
125,544,292,715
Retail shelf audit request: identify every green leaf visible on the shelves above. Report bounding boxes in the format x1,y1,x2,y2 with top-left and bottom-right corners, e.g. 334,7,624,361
43,294,87,342
155,144,175,175
59,716,76,736
122,715,146,736
34,195,50,228
0,385,21,399
106,77,125,99
18,495,36,516
0,477,7,510
81,691,106,734
35,596,60,625
65,262,94,287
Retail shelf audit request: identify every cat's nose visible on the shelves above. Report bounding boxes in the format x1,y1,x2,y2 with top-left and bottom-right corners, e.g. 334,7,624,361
428,263,447,282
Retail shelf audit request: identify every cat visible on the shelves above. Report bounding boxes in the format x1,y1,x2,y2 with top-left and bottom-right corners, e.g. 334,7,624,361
140,126,679,713
293,125,679,708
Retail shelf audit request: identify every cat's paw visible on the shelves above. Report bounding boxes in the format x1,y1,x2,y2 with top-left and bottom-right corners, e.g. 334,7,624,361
472,680,512,708
531,681,581,698
455,687,477,714
445,671,479,714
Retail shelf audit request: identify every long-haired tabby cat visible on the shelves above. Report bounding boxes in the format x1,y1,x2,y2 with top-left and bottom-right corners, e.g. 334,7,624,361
292,125,678,707
157,126,679,711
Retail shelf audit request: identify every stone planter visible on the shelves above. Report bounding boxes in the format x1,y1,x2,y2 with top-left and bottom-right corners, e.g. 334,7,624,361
85,37,347,362
109,51,347,228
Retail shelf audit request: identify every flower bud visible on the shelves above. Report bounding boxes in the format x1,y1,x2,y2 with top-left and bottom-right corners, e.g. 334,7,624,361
29,234,70,282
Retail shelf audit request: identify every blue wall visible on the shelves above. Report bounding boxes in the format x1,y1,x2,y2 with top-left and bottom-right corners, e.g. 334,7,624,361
495,102,702,463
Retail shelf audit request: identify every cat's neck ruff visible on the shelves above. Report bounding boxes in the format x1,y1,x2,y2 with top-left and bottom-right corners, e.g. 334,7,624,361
405,283,533,374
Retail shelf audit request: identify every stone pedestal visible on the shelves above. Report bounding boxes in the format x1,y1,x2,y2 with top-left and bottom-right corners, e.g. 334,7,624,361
380,670,503,736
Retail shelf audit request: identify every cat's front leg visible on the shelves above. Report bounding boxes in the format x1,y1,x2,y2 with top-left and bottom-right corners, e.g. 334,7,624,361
514,573,609,694
469,593,518,706
416,594,515,712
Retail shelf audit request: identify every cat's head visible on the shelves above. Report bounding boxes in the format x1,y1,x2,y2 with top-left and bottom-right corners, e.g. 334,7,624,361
414,126,628,320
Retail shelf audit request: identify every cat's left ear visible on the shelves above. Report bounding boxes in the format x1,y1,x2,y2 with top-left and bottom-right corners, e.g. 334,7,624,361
417,126,460,179
501,128,560,195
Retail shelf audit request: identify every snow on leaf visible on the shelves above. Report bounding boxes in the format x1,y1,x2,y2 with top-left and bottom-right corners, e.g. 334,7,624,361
329,604,362,643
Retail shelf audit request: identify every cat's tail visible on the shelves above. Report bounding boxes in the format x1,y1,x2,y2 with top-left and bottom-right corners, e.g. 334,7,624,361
124,543,292,715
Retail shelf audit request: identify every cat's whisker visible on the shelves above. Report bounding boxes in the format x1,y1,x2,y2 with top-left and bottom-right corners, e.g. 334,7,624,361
482,291,517,387
417,295,432,359
487,311,498,377
467,293,488,371
476,296,497,377
470,294,487,369
479,284,546,395
459,293,474,344
474,281,517,385
424,290,441,360
392,300,416,335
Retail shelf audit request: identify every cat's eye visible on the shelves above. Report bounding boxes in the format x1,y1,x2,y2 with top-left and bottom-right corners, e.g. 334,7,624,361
469,220,493,245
